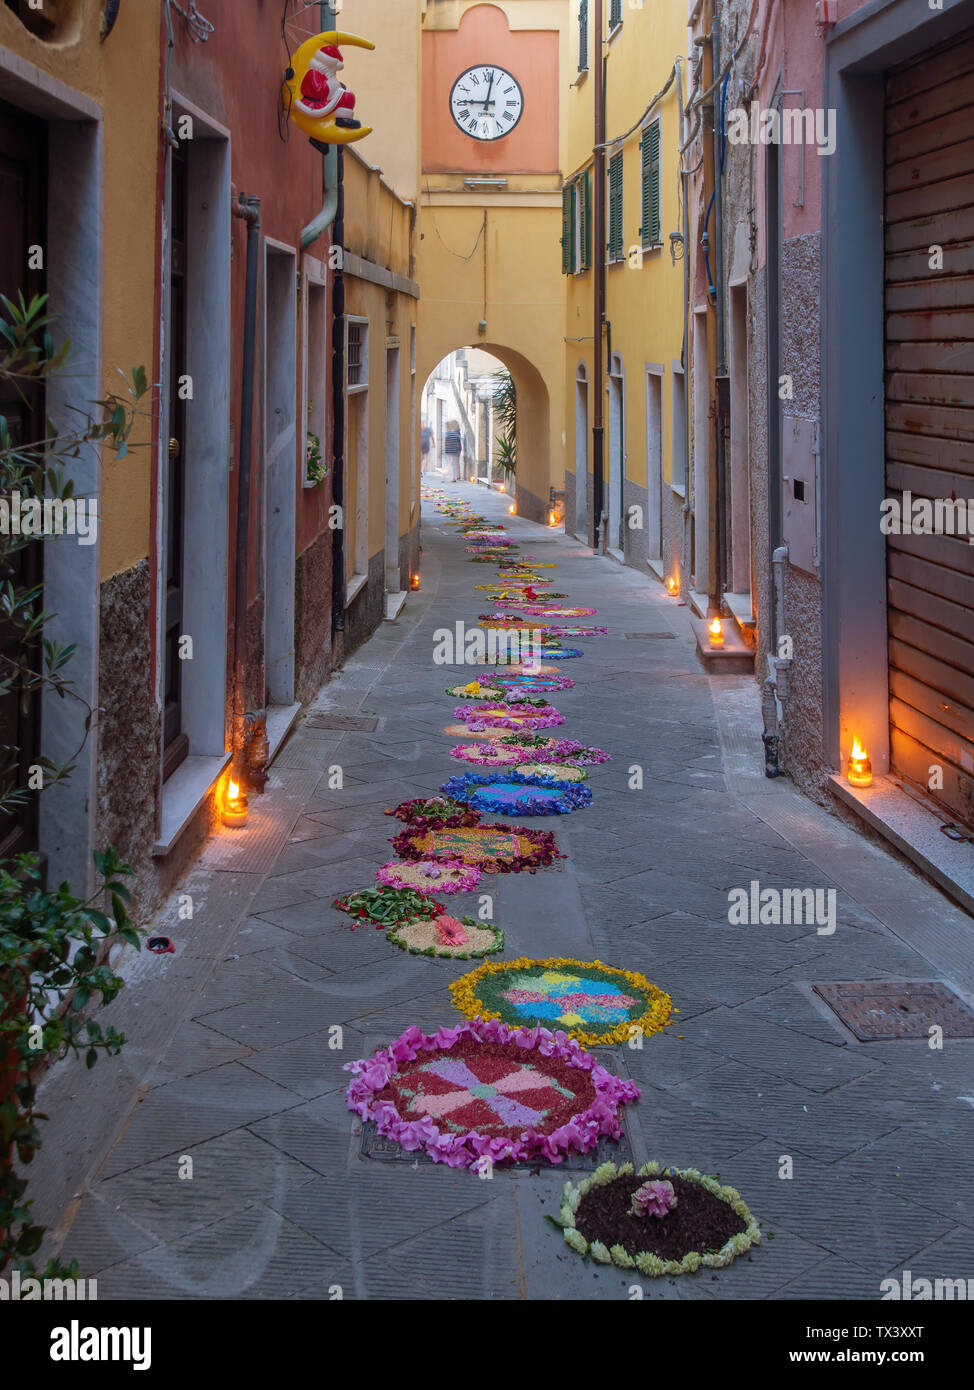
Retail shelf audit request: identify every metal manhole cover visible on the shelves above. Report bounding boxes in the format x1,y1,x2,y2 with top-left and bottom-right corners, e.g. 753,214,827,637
305,713,379,732
812,980,974,1040
624,632,676,640
358,1120,634,1172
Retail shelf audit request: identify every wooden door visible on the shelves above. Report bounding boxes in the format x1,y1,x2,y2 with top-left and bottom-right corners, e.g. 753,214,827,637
885,30,974,822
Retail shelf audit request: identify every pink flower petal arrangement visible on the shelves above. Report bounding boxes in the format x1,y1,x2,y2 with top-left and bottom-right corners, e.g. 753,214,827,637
343,1017,640,1170
452,702,566,731
375,858,483,895
433,914,468,946
630,1179,679,1219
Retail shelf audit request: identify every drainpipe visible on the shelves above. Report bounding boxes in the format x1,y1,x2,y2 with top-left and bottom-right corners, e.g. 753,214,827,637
331,147,347,637
592,0,606,552
230,193,261,785
711,16,729,615
301,0,342,250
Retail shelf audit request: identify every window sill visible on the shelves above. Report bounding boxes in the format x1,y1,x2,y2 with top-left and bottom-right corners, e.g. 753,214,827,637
153,752,232,858
670,483,687,500
345,571,368,607
607,22,624,42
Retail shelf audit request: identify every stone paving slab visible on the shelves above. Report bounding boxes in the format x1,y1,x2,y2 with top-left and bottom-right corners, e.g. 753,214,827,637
31,481,974,1300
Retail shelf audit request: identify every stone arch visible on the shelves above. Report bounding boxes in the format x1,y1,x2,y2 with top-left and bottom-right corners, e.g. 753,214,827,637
418,340,552,522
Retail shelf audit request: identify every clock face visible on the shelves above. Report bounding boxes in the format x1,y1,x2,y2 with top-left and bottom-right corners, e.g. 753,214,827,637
450,65,524,142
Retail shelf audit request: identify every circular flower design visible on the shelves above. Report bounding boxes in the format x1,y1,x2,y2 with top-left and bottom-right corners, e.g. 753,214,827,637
383,796,481,829
386,915,504,960
449,742,535,767
453,702,566,731
391,822,564,873
451,956,673,1046
439,772,593,817
482,672,575,694
516,761,588,782
554,1162,761,1276
497,734,611,765
343,1018,640,1169
375,858,483,895
545,625,608,637
521,606,598,618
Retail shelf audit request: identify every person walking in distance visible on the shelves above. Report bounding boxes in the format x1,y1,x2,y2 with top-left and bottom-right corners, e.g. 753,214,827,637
420,417,433,478
443,419,462,483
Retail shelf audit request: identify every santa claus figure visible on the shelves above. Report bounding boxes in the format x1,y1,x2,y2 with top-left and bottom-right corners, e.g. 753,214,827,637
295,44,360,128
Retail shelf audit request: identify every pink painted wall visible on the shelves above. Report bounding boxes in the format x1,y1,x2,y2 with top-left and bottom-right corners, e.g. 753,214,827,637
423,3,559,174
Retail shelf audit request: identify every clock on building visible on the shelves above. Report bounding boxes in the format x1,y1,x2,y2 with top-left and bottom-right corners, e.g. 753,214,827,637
449,65,524,141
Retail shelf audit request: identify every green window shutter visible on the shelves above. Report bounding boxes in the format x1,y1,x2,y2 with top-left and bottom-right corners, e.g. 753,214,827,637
569,181,577,273
608,152,623,262
640,118,661,248
581,168,592,270
561,183,571,274
610,0,623,28
578,0,589,72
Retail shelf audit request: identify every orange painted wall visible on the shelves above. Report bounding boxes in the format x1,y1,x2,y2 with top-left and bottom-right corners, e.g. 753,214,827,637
423,4,558,174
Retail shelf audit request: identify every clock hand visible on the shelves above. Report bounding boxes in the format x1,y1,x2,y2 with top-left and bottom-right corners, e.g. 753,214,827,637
482,71,496,112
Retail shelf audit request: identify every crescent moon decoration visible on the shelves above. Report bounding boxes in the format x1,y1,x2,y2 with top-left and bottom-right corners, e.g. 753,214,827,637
283,31,376,145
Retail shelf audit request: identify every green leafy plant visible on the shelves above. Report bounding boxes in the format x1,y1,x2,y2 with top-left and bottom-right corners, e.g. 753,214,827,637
1,849,138,1272
0,292,149,1275
490,369,516,477
305,430,329,487
0,293,151,815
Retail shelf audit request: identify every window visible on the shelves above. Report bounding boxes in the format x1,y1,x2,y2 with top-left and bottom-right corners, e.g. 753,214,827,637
607,150,624,264
561,182,575,275
578,0,589,72
561,169,592,275
609,0,623,31
640,117,662,250
347,319,368,390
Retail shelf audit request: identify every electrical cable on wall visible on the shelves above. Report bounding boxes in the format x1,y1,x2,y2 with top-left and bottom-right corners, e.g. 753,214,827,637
423,179,488,261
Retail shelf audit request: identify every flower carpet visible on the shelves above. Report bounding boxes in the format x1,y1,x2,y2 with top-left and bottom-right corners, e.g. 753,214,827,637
450,957,673,1046
344,1018,640,1169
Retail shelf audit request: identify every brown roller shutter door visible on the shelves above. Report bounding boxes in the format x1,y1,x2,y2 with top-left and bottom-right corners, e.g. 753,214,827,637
885,29,974,823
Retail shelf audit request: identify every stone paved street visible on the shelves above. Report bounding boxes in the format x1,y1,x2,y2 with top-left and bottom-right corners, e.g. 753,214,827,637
45,482,974,1299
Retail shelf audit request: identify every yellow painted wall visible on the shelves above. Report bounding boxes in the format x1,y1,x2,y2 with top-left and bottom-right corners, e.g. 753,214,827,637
341,0,424,203
562,2,687,503
418,0,572,516
0,0,163,583
343,150,419,570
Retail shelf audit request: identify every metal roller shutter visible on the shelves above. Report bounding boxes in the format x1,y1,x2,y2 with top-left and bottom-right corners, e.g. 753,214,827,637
885,29,974,822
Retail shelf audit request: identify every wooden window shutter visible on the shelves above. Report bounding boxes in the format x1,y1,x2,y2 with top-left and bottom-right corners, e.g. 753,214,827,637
581,168,592,270
610,0,623,28
608,151,624,262
640,118,661,248
578,0,589,71
561,183,572,274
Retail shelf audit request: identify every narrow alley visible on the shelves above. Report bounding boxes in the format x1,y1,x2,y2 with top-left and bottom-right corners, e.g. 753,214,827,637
36,481,974,1301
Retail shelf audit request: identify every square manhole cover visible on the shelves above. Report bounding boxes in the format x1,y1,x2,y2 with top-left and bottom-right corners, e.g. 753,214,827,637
624,632,676,640
305,713,379,732
812,980,974,1040
359,1120,634,1172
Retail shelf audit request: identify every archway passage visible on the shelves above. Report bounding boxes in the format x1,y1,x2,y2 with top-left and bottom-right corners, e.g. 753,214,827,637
419,341,551,522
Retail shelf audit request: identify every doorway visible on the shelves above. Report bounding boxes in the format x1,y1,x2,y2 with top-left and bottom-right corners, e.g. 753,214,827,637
607,354,624,553
385,343,402,594
575,363,588,540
